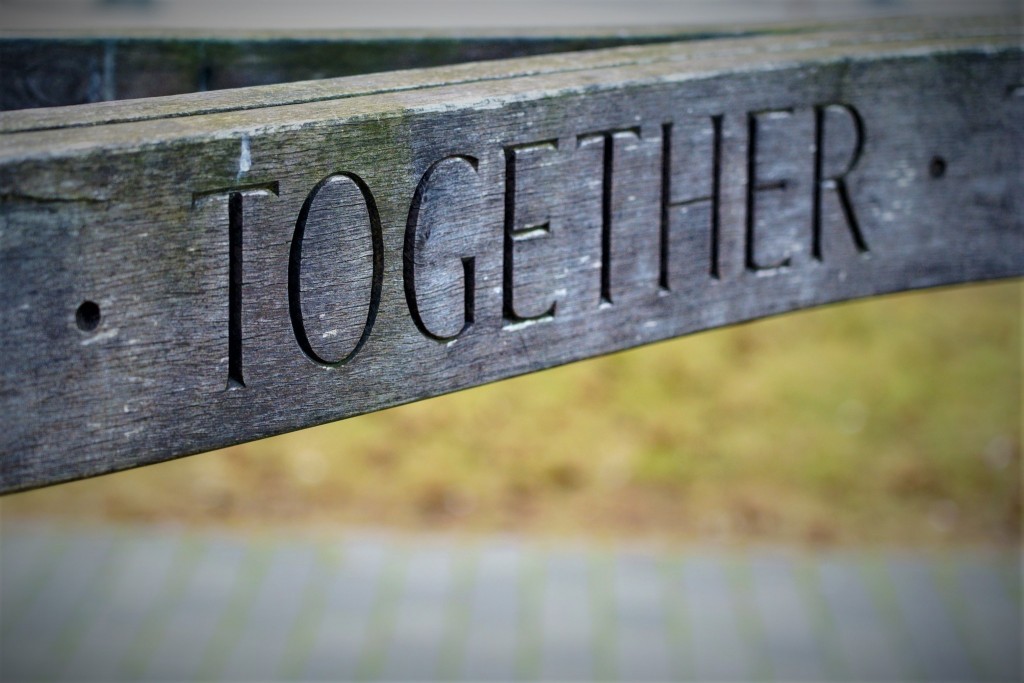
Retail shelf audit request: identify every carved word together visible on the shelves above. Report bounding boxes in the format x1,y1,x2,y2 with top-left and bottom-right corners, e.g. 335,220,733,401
197,103,868,388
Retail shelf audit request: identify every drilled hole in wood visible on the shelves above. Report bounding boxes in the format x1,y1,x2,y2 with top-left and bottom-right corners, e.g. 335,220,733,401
929,156,947,178
75,301,101,332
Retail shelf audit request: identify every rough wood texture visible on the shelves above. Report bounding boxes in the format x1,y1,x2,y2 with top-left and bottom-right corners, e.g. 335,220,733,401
1,21,1021,492
0,26,773,111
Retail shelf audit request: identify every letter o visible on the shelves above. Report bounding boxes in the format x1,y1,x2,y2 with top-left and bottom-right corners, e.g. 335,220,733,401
289,172,384,366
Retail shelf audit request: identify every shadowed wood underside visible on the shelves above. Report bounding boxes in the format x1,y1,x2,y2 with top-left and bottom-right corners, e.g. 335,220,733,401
1,19,1021,492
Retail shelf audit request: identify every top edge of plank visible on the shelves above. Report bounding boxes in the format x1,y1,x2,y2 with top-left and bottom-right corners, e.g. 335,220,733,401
1,17,1016,138
0,32,1017,164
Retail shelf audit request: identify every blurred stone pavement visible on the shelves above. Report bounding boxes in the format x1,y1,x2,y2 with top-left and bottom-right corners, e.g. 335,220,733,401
0,523,1020,681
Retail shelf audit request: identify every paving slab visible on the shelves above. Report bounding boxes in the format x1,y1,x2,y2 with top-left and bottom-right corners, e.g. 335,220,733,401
0,525,1020,682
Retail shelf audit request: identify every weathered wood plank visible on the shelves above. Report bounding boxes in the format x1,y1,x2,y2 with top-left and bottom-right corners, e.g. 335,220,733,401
1,22,1021,492
0,26,737,111
0,17,1006,132
8,16,1003,112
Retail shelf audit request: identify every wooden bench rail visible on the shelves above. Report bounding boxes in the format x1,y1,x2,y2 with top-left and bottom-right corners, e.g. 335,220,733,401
0,27,712,111
1,19,1021,492
7,17,997,112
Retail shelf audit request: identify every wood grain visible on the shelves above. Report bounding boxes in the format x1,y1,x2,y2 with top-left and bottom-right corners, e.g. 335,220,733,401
0,28,730,111
1,21,1021,492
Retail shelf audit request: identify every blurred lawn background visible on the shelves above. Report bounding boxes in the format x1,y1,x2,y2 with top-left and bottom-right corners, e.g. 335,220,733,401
2,281,1020,547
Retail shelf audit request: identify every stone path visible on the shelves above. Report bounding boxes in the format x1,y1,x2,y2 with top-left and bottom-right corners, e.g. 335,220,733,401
1,523,1020,681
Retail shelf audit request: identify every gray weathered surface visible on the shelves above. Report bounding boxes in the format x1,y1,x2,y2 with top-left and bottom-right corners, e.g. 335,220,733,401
0,28,735,111
1,21,1021,492
8,18,999,113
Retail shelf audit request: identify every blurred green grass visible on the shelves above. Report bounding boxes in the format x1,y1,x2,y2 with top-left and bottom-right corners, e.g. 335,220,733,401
3,281,1020,546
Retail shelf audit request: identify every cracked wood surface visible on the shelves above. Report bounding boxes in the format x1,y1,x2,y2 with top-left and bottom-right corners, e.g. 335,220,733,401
1,19,1021,492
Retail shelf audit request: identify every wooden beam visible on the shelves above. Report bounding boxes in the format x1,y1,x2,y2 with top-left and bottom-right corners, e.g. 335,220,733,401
1,20,1021,492
11,17,1001,112
1,26,752,111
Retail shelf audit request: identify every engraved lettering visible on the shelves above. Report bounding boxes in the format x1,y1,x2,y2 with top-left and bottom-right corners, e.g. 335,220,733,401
503,140,558,324
660,115,724,287
191,182,279,390
188,101,875,384
226,192,245,386
289,173,383,367
812,103,867,260
746,109,795,272
404,154,479,342
576,127,641,304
